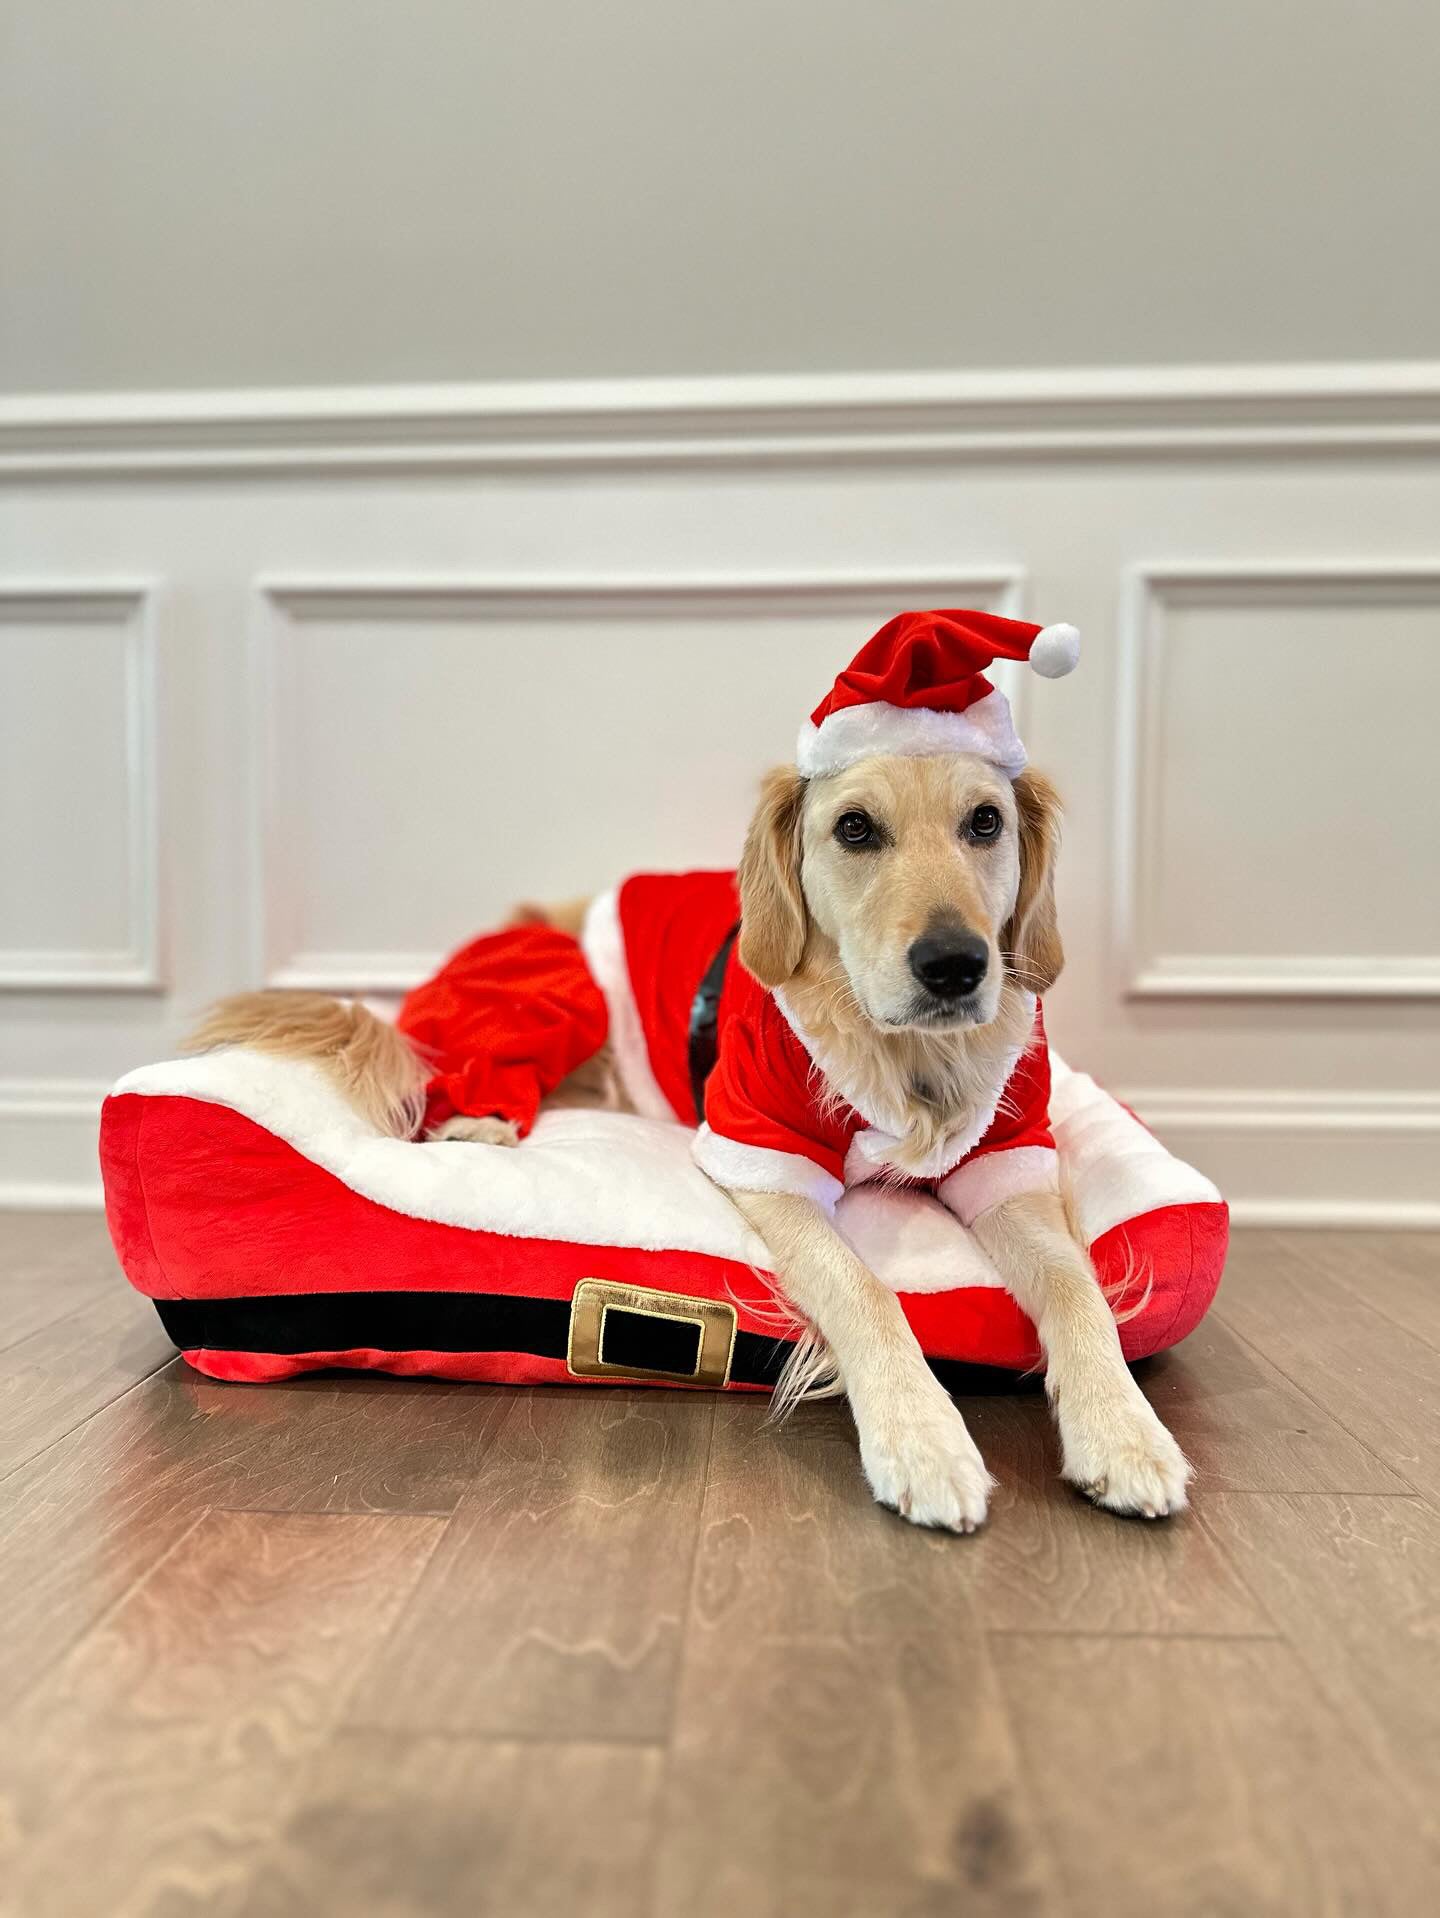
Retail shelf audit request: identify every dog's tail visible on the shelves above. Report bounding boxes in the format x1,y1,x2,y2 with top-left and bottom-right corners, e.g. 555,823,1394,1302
185,991,429,1139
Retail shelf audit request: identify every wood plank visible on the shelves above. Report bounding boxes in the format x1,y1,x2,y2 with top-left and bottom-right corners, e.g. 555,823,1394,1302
228,1731,661,1918
0,1213,119,1352
0,1509,445,1918
1280,1230,1440,1352
993,1634,1439,1917
654,1396,1063,1918
957,1394,1271,1636
0,1210,118,1279
348,1387,715,1742
0,1282,175,1477
1216,1235,1440,1504
1200,1492,1440,1833
0,1365,509,1717
1141,1312,1408,1494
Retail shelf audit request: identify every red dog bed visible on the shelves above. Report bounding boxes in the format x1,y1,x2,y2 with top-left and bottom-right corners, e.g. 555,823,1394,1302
100,1044,1226,1391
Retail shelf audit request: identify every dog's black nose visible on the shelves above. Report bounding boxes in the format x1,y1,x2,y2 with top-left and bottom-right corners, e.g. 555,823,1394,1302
908,929,989,1000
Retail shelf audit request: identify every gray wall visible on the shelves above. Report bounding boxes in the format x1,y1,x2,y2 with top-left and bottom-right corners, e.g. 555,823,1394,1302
3,0,1437,391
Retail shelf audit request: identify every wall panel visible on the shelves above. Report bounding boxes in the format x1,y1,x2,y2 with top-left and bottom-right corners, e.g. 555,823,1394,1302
1,366,1437,1218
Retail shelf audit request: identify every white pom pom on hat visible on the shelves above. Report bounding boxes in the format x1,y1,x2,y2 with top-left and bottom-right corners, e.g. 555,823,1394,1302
1029,622,1081,678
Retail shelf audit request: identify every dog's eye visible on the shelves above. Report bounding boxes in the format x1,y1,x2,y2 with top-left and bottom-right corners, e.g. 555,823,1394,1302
835,809,876,848
968,804,1003,841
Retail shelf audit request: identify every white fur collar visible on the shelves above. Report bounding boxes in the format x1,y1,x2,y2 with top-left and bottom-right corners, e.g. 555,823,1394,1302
772,985,1033,1182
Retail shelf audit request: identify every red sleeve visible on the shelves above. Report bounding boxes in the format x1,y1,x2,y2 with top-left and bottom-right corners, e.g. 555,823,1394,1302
692,985,853,1209
397,925,608,1137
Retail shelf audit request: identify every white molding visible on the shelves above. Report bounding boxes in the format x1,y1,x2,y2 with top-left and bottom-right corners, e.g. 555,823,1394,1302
4,361,1440,476
1115,562,1440,1002
251,568,1026,992
1118,1086,1440,1229
0,1079,107,1208
1118,1087,1440,1133
1230,1200,1440,1229
267,954,445,994
0,583,163,992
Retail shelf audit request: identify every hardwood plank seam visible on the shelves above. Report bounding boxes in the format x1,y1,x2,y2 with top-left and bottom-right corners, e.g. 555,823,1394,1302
981,1632,1083,1918
658,1393,719,1753
1213,1307,1434,1504
215,1503,462,1519
985,1627,1283,1642
1306,1275,1440,1356
0,1288,116,1360
337,1718,668,1750
321,1395,530,1708
0,1351,182,1491
1272,1235,1440,1355
0,1503,214,1724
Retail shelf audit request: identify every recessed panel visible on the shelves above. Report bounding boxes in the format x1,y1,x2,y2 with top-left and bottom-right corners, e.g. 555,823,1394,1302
1132,576,1440,994
0,594,152,986
263,584,1016,985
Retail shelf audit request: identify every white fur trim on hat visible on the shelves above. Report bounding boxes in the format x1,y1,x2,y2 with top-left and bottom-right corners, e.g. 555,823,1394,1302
1030,622,1080,678
795,686,1026,780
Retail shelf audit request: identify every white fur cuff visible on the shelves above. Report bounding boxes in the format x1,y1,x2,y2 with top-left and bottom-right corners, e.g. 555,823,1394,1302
938,1146,1060,1227
692,1124,843,1211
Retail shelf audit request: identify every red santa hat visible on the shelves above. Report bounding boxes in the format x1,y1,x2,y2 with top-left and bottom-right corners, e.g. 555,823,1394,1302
795,608,1080,780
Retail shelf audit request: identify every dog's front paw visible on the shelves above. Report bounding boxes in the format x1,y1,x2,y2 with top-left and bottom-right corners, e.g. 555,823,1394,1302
859,1395,995,1534
429,1115,521,1147
1058,1382,1192,1518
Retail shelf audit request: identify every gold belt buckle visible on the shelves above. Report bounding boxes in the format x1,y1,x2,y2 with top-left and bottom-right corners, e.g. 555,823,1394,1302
567,1278,737,1388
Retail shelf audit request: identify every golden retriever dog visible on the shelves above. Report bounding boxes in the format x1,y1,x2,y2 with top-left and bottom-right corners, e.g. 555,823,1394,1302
722,752,1189,1529
193,744,1191,1535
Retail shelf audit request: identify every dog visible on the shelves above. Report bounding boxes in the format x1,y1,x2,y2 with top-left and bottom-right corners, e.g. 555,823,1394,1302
193,612,1191,1532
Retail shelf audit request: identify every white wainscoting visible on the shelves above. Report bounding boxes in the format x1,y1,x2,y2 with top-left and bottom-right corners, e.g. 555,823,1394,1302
0,583,160,989
2,362,1438,1220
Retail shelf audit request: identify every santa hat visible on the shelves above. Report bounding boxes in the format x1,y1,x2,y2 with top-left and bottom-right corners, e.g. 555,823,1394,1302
795,608,1079,780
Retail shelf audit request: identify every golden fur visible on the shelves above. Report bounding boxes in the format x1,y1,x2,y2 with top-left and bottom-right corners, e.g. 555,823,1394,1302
185,991,429,1138
739,758,1061,1175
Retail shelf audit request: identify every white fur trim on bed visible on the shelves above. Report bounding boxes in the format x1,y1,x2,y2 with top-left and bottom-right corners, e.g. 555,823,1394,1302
116,1047,769,1262
691,1124,844,1211
796,688,1026,779
937,1145,1060,1227
579,886,674,1123
1048,1055,1221,1244
108,1045,1221,1295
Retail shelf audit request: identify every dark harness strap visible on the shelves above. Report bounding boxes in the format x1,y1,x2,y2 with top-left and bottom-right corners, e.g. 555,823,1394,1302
686,921,740,1123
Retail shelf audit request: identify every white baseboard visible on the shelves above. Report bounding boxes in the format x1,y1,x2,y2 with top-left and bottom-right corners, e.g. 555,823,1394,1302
0,1082,106,1210
1121,1089,1440,1232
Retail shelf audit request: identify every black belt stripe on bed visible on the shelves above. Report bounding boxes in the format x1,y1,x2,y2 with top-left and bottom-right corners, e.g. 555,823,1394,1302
151,1292,1031,1394
154,1290,793,1387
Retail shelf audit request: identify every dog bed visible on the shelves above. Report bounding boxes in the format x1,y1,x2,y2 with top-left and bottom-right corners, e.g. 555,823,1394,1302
100,1044,1226,1391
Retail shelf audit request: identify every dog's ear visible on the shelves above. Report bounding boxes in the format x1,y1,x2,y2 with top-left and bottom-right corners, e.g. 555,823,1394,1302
738,765,808,987
1004,768,1065,995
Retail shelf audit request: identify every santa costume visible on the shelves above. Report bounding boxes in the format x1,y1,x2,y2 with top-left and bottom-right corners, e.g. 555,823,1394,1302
399,608,1081,1224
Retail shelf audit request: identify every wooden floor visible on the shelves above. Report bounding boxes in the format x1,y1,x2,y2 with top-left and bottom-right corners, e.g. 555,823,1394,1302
1,1219,1437,1917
